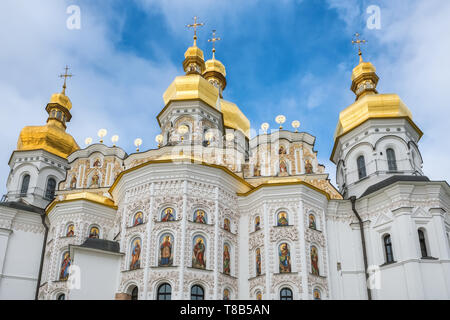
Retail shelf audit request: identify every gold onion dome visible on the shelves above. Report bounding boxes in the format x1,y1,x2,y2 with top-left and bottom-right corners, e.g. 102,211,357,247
183,45,206,75
331,51,422,160
221,100,250,138
204,58,227,97
17,86,79,159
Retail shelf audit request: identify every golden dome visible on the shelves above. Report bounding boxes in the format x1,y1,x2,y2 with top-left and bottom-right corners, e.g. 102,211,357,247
163,74,219,108
17,120,79,159
351,61,376,81
49,92,72,110
183,46,206,75
205,59,226,78
221,100,250,138
184,46,205,60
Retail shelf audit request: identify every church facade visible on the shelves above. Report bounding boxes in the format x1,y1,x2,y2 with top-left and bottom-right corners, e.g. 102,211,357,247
0,35,449,300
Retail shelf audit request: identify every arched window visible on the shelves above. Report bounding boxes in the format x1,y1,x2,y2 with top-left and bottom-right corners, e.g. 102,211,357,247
20,174,30,196
280,287,293,300
45,178,57,200
255,216,261,231
357,156,367,180
418,229,428,258
131,286,139,300
313,288,322,300
157,283,172,300
57,293,65,300
223,218,231,232
191,285,204,300
386,148,398,172
308,214,317,230
383,234,394,263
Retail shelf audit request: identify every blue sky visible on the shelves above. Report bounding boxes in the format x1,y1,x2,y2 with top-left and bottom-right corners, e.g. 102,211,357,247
1,0,450,195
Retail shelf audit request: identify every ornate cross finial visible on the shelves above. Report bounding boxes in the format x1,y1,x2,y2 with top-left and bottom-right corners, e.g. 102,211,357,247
352,33,367,63
208,30,221,59
186,16,204,46
59,65,73,95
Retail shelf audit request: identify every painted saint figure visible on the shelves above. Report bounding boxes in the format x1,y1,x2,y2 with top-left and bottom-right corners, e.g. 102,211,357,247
59,252,71,281
194,210,207,224
311,246,319,276
224,218,231,232
161,208,175,222
90,173,100,188
133,212,144,226
93,159,101,167
309,214,317,230
223,289,230,300
223,244,231,275
159,235,173,266
313,288,321,300
192,236,206,269
89,226,99,239
305,160,313,174
279,243,291,273
256,248,262,276
256,291,262,300
277,212,289,227
70,176,77,189
279,160,288,174
66,224,75,237
130,238,141,270
255,216,261,231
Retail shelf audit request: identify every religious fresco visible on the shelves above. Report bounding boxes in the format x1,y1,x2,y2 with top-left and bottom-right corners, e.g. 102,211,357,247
305,159,313,174
59,252,71,281
133,211,144,226
93,158,101,168
279,145,287,155
223,218,231,232
279,160,288,174
69,176,77,189
161,207,176,222
130,238,141,270
279,243,291,273
66,224,75,237
193,209,207,224
223,244,231,275
192,236,206,269
256,248,262,276
311,246,319,276
313,288,322,300
309,214,317,230
223,289,230,300
88,226,100,239
256,291,262,300
255,216,261,231
277,211,289,227
159,234,173,267
90,173,100,188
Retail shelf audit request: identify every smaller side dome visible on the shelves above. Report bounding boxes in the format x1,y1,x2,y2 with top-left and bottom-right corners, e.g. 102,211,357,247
203,59,227,97
183,46,206,75
49,92,72,111
351,55,379,100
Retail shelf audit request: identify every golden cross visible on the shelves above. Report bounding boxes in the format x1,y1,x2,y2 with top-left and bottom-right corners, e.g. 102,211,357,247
59,65,73,95
186,16,204,46
352,33,367,63
208,30,221,59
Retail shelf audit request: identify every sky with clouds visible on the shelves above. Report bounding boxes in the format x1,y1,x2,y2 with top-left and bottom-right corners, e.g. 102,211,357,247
0,0,449,196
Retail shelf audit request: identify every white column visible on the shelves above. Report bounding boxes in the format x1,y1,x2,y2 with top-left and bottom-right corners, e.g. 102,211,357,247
178,180,188,299
321,208,332,300
143,183,154,299
213,186,220,299
294,149,299,174
0,228,12,284
263,201,271,299
297,199,309,300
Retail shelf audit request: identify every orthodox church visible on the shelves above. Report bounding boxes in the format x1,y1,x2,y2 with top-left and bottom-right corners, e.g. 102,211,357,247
0,28,449,300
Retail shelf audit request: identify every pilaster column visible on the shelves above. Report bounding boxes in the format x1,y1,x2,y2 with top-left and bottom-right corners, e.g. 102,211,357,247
143,183,154,299
263,201,271,299
213,186,220,299
297,199,308,300
178,180,188,299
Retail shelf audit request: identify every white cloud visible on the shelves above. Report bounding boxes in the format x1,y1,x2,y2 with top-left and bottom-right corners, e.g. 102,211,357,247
0,0,178,195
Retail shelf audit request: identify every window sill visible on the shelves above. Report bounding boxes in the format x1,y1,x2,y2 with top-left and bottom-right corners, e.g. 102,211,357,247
421,256,438,260
309,272,326,279
380,261,397,267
